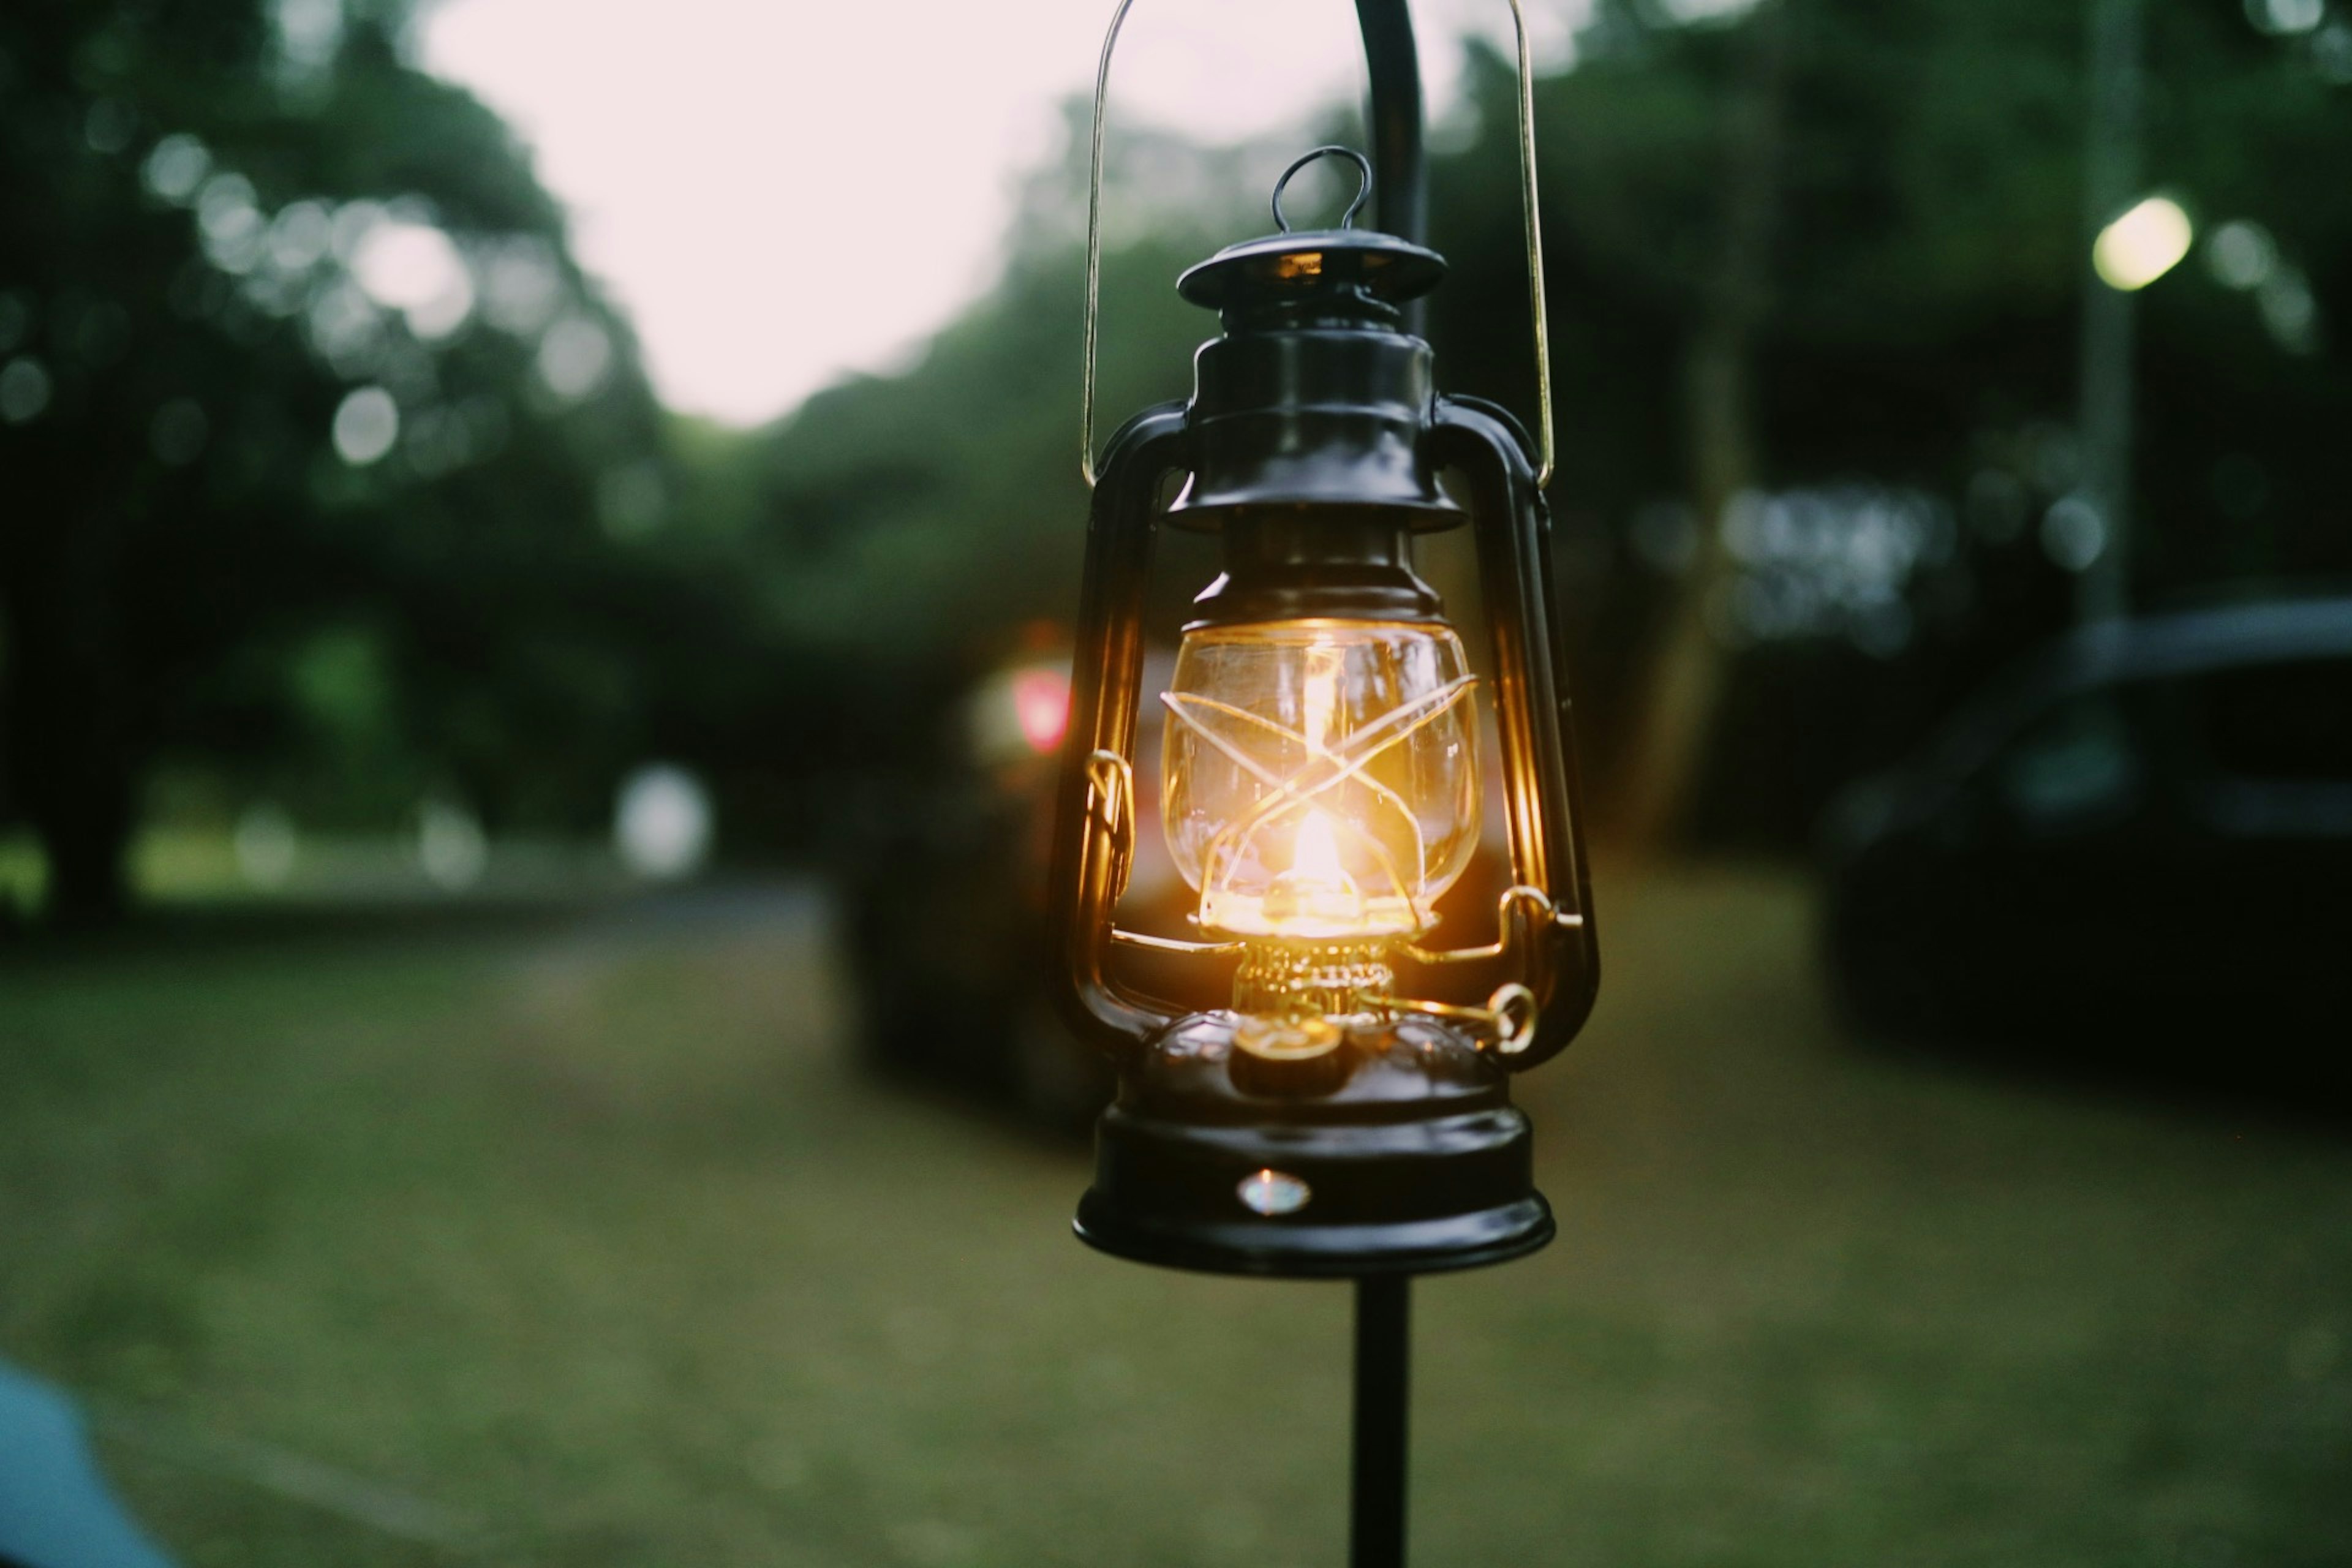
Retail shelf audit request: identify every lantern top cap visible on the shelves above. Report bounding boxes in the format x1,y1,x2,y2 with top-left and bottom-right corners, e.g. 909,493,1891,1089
1178,141,1443,314
1176,228,1447,313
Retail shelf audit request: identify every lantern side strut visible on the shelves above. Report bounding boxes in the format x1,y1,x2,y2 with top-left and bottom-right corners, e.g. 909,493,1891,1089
1047,404,1196,1057
1429,396,1601,1067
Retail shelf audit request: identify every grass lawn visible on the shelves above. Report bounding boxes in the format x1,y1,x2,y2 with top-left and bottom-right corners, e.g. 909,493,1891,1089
2,864,2347,1566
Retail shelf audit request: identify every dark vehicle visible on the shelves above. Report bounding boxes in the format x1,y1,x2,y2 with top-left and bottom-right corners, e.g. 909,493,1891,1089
837,646,1209,1130
840,649,1098,1128
1820,595,2352,1101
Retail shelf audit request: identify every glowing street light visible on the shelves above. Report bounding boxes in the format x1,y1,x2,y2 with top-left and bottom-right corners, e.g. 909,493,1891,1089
2093,195,2193,290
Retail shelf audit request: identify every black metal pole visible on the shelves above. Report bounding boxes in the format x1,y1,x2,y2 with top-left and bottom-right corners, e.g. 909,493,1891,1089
1351,1275,1411,1568
1352,9,1423,1563
1354,0,1428,331
2074,0,2143,624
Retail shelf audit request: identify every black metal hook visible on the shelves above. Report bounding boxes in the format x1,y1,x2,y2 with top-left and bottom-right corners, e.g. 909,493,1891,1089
1271,145,1374,234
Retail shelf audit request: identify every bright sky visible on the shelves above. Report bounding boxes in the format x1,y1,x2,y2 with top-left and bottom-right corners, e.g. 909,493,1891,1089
418,0,1577,426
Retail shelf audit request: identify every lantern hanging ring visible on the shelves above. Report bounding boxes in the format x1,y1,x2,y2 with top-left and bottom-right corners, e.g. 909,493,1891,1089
1080,0,1556,491
1270,145,1374,233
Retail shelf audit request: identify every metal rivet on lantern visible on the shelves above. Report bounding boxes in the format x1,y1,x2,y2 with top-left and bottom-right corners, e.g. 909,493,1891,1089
1237,1169,1312,1216
1235,1014,1343,1060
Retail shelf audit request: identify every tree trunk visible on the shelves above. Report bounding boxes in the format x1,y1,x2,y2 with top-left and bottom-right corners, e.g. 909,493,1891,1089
1615,0,1794,851
34,784,134,929
2,513,139,929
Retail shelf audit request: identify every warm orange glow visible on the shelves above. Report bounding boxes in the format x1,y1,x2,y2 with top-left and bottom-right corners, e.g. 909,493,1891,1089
1292,809,1345,884
1260,807,1367,937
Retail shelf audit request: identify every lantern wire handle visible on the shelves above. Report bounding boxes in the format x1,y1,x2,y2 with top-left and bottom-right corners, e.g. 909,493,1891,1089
1081,0,1556,491
1504,0,1556,489
1079,0,1138,491
1270,145,1374,233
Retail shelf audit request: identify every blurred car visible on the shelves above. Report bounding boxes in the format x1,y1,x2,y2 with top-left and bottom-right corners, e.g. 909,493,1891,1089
835,645,1175,1130
1819,594,2352,1099
836,641,1518,1132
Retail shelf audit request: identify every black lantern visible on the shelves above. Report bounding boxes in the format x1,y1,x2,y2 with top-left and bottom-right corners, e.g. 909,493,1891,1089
1046,1,1597,1560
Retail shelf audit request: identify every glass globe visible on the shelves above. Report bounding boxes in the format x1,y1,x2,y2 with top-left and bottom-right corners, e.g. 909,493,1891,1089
1160,619,1480,941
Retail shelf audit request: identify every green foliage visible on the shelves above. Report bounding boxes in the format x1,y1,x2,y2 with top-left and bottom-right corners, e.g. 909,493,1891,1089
0,0,679,914
6,0,2348,902
728,214,1223,665
699,0,2348,847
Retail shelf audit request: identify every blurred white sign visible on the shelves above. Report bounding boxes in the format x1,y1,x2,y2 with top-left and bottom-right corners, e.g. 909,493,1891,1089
615,764,713,880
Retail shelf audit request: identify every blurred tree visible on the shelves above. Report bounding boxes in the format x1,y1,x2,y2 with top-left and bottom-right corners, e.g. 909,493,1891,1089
0,0,677,922
28,0,2315,904
1610,0,1795,850
1432,0,2350,843
660,121,1286,816
691,0,2347,854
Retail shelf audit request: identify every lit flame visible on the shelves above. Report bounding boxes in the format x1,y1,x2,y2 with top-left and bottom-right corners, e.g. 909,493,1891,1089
1257,806,1369,935
1292,809,1348,888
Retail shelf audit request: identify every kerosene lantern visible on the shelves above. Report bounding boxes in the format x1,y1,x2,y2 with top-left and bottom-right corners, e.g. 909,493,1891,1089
1046,3,1596,1560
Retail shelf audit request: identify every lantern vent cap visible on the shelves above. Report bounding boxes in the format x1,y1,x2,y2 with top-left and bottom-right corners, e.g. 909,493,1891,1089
1177,228,1447,313
1177,145,1444,314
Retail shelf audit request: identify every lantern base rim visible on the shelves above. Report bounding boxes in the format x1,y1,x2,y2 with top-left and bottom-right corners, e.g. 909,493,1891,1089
1072,1009,1553,1278
1074,1189,1553,1278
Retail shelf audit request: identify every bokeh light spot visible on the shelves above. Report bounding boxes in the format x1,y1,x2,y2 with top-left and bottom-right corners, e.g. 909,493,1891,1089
2093,197,2193,291
481,239,563,335
2206,219,2277,290
418,801,489,891
277,0,345,67
2256,268,2321,354
537,317,613,400
0,356,53,424
616,765,713,879
352,219,475,339
268,200,334,272
232,803,300,888
142,133,210,203
332,385,400,465
2041,495,2107,572
2318,20,2352,82
2246,0,2324,34
197,173,260,238
307,279,384,367
1011,666,1072,755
